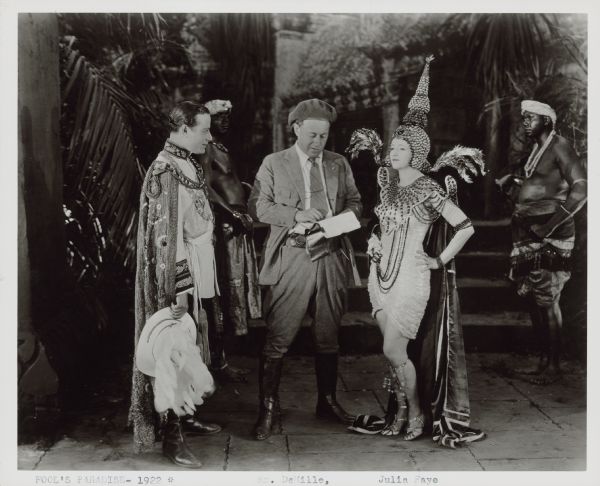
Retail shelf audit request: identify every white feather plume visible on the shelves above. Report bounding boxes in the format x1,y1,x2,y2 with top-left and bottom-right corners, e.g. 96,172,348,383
347,128,384,166
153,326,215,416
431,145,486,184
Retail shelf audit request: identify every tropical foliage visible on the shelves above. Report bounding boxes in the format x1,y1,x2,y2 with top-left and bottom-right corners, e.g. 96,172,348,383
288,14,455,98
285,13,586,218
58,13,275,309
182,13,274,181
59,14,197,275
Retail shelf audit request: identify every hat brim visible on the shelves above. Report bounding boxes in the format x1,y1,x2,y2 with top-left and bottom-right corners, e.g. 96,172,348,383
136,308,196,377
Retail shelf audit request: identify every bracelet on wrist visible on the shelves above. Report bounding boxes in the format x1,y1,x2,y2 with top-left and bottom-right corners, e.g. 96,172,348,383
436,256,445,269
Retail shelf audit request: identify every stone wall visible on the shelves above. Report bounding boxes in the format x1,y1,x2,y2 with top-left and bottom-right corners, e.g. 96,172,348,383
18,13,62,434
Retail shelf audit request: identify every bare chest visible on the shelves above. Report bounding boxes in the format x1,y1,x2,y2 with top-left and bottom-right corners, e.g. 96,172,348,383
519,151,567,202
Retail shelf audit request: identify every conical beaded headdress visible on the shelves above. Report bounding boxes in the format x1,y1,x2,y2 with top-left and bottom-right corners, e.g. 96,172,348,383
389,55,434,172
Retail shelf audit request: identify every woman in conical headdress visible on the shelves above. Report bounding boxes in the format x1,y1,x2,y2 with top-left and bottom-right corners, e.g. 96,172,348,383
349,56,483,442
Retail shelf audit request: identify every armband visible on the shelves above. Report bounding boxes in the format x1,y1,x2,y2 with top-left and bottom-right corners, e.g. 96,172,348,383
453,218,473,231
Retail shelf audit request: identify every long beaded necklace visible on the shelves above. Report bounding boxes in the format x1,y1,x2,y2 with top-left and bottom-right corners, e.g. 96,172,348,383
374,172,444,292
376,221,409,293
524,130,556,178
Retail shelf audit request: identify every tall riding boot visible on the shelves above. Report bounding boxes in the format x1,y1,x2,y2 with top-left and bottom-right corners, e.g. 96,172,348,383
162,410,203,468
253,356,283,440
315,353,355,424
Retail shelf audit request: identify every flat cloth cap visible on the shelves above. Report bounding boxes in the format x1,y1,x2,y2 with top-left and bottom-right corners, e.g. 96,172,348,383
288,99,337,126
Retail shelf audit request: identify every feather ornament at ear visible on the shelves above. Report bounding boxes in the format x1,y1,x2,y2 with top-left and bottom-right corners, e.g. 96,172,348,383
347,128,385,166
431,146,486,183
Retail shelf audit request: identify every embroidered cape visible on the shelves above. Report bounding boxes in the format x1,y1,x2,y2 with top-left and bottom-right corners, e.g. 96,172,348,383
129,149,211,453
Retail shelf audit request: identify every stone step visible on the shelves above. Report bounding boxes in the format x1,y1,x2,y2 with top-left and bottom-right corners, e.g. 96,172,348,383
236,310,533,355
354,250,510,280
347,277,523,313
455,250,510,279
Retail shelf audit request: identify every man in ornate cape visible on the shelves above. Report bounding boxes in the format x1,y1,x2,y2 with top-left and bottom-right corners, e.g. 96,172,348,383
129,101,222,468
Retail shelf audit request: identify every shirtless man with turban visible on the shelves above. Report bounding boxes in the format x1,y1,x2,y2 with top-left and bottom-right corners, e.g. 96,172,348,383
498,100,587,384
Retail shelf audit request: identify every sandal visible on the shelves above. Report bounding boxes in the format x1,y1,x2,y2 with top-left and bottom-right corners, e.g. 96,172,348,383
381,403,408,436
402,413,425,441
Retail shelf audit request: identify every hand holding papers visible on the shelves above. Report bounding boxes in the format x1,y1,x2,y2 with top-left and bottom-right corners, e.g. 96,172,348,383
317,211,361,238
289,211,361,238
289,212,361,262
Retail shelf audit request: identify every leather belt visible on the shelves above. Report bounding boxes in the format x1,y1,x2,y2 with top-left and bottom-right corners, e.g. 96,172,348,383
287,234,307,248
286,234,341,251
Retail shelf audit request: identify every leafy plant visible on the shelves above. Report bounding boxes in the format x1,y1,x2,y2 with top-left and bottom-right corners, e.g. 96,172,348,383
61,39,147,270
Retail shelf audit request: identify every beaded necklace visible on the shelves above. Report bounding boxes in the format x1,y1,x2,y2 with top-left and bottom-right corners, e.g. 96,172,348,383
524,130,556,178
162,141,207,191
376,221,409,293
373,172,445,292
162,146,213,222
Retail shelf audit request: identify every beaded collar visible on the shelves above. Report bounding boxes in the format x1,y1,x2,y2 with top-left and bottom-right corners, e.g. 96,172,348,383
164,140,192,160
375,174,442,233
161,140,206,191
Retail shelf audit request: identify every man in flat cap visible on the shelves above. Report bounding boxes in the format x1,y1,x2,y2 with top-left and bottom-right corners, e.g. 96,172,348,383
248,99,362,440
497,99,587,384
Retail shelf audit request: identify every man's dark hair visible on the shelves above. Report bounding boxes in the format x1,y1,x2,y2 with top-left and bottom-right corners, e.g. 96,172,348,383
168,101,209,131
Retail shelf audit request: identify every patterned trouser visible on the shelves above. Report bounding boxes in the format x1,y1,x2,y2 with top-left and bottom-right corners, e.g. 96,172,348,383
517,269,571,307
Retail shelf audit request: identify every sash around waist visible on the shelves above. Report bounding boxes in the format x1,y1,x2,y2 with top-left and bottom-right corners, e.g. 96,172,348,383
512,199,574,242
184,230,214,246
514,199,564,217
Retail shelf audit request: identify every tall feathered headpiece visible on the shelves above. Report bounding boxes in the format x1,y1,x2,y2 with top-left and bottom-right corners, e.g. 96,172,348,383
391,55,435,172
346,55,486,196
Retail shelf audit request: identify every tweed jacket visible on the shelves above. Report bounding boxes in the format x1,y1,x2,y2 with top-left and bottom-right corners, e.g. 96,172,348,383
248,147,362,286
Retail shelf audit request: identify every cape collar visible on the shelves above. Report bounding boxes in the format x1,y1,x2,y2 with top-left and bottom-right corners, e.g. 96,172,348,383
164,139,192,160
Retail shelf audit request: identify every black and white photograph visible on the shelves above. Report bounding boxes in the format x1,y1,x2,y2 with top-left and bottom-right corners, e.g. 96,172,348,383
2,2,597,485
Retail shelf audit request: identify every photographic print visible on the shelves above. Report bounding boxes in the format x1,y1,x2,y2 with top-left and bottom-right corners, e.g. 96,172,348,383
4,4,594,486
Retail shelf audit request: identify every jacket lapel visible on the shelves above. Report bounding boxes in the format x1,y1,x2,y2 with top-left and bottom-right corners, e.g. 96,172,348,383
282,147,307,206
322,153,339,208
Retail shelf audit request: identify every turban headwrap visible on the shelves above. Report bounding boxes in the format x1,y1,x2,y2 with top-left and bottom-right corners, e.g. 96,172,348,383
288,98,337,126
205,99,232,115
521,100,557,126
389,55,434,172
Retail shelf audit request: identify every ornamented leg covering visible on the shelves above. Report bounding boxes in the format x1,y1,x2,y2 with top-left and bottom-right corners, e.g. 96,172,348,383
395,360,425,441
381,362,408,436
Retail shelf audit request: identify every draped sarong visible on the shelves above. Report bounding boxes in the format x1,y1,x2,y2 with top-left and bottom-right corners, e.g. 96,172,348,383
509,199,573,307
409,216,485,447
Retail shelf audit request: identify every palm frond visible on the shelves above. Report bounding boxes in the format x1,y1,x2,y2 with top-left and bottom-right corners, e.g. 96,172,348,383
465,13,552,99
61,41,144,270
